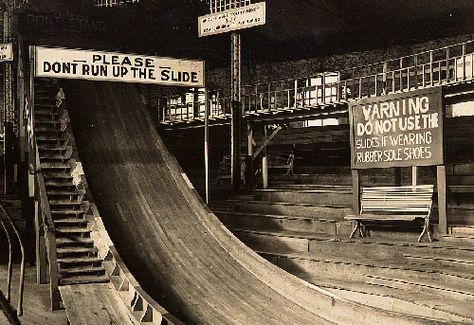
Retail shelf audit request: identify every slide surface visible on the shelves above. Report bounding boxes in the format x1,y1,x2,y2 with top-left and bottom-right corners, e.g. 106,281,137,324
64,80,434,325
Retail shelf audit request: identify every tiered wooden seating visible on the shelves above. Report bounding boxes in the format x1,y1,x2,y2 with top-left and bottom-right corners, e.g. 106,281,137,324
345,185,434,242
63,80,439,324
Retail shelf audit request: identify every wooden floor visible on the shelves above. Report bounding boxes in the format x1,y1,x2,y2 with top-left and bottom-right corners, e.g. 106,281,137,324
63,80,448,325
60,283,134,325
0,264,67,325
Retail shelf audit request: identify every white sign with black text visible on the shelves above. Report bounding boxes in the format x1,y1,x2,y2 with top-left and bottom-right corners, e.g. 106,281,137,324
0,43,13,62
34,46,205,87
198,2,266,37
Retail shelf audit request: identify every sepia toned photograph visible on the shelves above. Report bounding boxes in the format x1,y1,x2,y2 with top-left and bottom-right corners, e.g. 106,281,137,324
1,0,474,324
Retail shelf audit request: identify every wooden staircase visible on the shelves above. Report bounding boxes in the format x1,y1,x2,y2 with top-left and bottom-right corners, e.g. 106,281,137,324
34,79,108,286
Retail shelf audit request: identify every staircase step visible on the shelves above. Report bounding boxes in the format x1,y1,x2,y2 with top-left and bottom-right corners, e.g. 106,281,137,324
47,190,80,199
56,237,94,247
49,199,81,207
57,257,102,265
35,103,56,108
59,274,109,285
55,227,90,235
57,246,97,255
59,265,105,276
38,144,68,151
41,162,70,170
44,174,73,180
45,181,76,190
51,209,84,218
54,218,87,226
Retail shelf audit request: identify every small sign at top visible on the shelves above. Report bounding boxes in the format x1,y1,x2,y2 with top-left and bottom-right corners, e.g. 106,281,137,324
198,2,266,37
0,43,13,62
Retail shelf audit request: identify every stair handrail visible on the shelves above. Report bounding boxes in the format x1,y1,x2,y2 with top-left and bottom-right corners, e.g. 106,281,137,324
34,143,60,310
0,202,25,316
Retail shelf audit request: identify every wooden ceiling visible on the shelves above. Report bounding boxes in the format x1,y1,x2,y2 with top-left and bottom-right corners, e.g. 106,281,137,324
22,0,474,66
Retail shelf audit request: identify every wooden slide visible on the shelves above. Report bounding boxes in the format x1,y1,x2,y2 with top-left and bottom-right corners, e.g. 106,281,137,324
63,80,449,325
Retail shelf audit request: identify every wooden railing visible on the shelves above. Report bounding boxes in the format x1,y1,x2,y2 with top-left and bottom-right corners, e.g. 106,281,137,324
159,39,474,124
35,146,60,310
0,202,25,319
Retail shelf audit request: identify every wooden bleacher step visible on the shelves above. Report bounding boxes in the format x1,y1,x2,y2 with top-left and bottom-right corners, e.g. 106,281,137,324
366,275,474,300
296,274,473,322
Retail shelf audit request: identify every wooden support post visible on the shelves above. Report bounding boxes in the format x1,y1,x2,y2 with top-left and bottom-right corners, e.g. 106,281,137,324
446,48,451,82
246,121,254,189
231,100,241,192
230,32,242,193
412,166,418,190
462,43,466,80
437,165,448,235
399,58,404,91
352,170,360,214
293,79,298,108
430,50,434,86
382,62,388,95
193,89,199,118
262,125,268,189
394,168,402,186
204,89,210,204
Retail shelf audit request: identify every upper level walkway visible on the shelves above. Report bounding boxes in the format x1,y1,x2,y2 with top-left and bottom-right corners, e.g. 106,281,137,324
159,39,474,128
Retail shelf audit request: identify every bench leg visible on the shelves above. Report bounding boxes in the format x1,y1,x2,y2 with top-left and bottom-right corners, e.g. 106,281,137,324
350,221,360,238
418,218,432,243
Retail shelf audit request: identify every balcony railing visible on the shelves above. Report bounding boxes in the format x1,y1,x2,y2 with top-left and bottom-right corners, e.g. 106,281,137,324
159,39,474,125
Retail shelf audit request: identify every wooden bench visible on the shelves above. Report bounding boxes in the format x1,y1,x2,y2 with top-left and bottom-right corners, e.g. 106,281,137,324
268,153,294,175
345,185,434,242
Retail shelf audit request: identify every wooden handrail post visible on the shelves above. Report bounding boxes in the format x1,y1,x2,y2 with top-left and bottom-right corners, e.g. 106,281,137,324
293,79,298,108
45,225,60,311
430,50,434,86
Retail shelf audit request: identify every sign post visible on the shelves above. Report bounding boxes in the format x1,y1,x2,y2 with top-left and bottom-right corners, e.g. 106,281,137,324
199,1,266,193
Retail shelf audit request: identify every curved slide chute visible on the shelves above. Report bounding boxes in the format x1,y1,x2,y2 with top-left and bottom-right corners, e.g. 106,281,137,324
63,80,444,324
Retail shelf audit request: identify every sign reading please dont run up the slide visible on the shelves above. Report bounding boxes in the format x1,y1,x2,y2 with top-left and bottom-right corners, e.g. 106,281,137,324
34,46,205,87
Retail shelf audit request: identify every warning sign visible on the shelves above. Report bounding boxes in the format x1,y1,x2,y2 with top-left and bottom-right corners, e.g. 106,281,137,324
350,87,444,169
34,46,205,87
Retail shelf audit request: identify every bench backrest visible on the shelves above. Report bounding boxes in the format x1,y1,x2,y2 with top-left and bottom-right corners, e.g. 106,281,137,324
360,185,434,216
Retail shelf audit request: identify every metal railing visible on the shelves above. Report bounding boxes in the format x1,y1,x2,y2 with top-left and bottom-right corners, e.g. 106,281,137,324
159,39,474,124
0,202,25,317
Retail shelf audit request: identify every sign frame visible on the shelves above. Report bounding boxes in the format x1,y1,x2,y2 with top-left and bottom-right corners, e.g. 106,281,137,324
198,2,266,37
349,87,444,170
33,46,206,88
